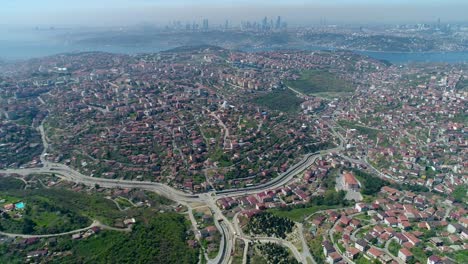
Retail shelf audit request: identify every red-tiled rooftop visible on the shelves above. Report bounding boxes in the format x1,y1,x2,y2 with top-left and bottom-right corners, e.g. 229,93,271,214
343,171,359,185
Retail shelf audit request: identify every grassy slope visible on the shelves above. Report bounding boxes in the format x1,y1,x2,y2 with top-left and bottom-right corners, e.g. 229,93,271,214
52,213,198,264
252,89,304,113
286,70,353,95
0,177,198,263
268,205,339,222
338,120,380,141
0,177,161,235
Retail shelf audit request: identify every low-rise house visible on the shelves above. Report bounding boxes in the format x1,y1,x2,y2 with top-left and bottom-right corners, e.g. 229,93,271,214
355,239,369,252
3,204,14,211
256,192,274,203
355,203,368,212
378,232,392,245
346,247,360,260
328,211,340,222
379,254,393,264
398,248,413,262
199,229,209,238
240,209,260,218
312,216,326,226
403,232,420,246
322,240,336,256
246,196,258,206
340,216,351,226
204,226,218,236
124,218,136,226
447,223,463,234
23,237,39,246
27,249,48,259
187,239,198,249
395,233,409,244
427,255,443,264
327,252,342,264
350,219,361,228
448,234,460,244
459,217,468,228
367,247,383,259
216,199,230,210
461,229,468,240
342,171,360,191
399,221,412,230
430,237,443,247
384,217,398,227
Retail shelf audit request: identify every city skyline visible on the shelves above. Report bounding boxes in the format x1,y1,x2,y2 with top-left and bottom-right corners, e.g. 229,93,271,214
1,0,468,27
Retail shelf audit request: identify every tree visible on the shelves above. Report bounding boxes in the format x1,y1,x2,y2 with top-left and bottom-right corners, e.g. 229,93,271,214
22,218,36,234
453,185,467,203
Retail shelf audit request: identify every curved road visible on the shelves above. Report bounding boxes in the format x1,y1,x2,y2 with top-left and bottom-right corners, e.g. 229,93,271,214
232,212,305,263
0,115,345,264
0,220,130,239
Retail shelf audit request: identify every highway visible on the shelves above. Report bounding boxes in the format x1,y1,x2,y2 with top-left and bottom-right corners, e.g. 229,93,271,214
2,165,200,203
217,147,342,197
1,148,330,263
0,115,345,264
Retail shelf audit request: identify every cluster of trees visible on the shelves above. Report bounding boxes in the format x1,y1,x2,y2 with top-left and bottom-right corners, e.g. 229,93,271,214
0,186,158,235
394,183,429,193
286,69,353,94
320,190,348,206
308,233,325,264
0,212,36,234
351,169,388,195
257,242,300,264
55,213,198,264
246,212,294,239
452,185,467,203
225,167,251,181
0,244,22,264
278,189,349,213
338,120,380,141
0,193,91,235
0,123,43,166
0,177,25,191
303,142,335,154
252,88,304,113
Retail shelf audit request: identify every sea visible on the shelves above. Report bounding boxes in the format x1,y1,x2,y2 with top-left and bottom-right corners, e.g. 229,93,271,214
1,28,467,64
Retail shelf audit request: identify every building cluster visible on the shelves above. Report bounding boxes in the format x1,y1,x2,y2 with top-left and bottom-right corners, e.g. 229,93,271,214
0,48,377,192
317,185,467,264
334,65,466,197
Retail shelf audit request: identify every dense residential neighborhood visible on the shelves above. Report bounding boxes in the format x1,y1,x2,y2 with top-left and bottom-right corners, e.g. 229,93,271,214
0,45,466,263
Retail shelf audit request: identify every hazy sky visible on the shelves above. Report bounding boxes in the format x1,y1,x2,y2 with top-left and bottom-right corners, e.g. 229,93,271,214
1,0,467,26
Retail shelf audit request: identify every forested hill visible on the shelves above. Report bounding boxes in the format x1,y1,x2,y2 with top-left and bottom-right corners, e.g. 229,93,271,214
53,213,199,264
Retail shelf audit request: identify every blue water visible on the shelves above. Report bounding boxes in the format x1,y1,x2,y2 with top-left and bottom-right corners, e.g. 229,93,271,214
0,28,467,64
0,40,170,61
15,202,25,209
246,45,468,64
0,28,171,61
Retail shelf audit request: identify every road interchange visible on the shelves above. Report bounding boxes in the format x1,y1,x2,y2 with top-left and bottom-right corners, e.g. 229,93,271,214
0,113,383,264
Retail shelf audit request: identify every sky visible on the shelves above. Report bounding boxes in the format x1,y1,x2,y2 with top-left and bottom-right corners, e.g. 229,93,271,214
1,0,467,27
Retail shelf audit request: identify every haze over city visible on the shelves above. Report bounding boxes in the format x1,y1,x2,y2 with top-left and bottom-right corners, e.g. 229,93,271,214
0,1,467,264
1,0,468,26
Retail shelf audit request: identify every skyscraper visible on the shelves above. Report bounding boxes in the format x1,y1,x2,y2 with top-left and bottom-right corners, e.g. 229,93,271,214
202,19,209,31
275,16,281,30
262,16,268,31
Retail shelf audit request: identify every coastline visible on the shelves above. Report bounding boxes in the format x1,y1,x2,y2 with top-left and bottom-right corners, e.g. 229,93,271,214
1,41,468,63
